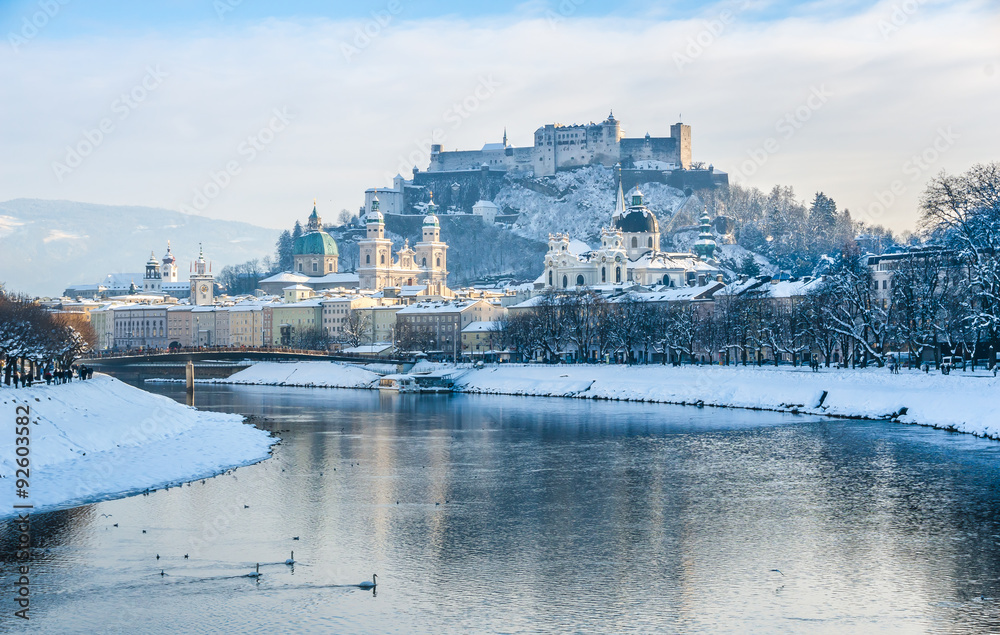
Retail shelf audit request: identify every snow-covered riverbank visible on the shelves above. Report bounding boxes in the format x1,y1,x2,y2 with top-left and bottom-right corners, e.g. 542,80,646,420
206,361,1000,440
0,375,276,516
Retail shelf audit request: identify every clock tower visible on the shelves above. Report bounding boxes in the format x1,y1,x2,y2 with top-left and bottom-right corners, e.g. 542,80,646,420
189,244,215,306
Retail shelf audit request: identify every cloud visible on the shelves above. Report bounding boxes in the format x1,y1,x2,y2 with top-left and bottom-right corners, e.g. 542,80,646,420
0,0,997,232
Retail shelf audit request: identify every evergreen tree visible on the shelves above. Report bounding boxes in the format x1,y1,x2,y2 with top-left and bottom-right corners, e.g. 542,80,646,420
739,253,761,277
275,230,294,272
809,192,838,246
292,220,304,241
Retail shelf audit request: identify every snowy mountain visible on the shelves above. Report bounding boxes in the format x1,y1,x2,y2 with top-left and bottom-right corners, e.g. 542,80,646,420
496,165,693,247
0,199,278,297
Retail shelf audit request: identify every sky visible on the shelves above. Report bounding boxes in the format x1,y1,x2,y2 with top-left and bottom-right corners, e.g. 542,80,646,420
0,0,997,232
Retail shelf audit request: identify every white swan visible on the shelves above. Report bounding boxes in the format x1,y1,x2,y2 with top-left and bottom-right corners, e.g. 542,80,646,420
285,551,295,565
247,563,262,579
357,574,377,590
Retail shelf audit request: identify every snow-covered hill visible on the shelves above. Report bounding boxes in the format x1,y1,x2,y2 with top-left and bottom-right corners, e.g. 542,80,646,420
495,166,690,247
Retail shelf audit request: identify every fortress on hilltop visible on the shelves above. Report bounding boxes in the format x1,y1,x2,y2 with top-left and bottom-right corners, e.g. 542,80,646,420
427,112,692,176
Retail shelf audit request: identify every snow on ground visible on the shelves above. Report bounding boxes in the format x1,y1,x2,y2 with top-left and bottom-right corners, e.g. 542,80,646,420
0,374,275,516
211,361,381,388
217,361,1000,441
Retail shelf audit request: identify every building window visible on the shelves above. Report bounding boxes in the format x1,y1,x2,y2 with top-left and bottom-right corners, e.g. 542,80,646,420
381,254,386,264
548,271,553,286
436,258,441,267
366,254,370,264
312,262,318,272
616,267,621,283
297,263,303,272
601,267,606,283
631,237,638,248
562,275,568,289
576,275,585,286
648,237,653,248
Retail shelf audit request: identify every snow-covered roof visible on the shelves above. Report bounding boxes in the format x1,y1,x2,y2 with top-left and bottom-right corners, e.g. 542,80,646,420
260,272,309,284
462,321,500,333
397,300,483,314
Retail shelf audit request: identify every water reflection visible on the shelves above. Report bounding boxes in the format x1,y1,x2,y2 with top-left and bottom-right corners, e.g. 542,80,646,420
2,385,1000,633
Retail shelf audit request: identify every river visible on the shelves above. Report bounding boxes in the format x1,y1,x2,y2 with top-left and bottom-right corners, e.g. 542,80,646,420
2,383,1000,633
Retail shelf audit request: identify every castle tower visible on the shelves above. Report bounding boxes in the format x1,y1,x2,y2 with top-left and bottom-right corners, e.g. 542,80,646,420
670,121,692,169
143,251,162,294
358,195,393,290
190,244,215,306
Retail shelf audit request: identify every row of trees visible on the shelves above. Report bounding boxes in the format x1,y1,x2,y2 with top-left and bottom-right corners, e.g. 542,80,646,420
0,290,94,383
494,248,992,369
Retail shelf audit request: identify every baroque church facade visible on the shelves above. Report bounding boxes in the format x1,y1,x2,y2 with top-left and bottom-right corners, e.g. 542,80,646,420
358,194,448,290
541,182,721,290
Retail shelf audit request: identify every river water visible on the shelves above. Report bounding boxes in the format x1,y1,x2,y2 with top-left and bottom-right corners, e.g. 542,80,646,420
3,384,1000,633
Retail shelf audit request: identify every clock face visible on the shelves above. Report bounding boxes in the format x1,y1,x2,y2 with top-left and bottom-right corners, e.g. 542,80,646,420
200,284,209,293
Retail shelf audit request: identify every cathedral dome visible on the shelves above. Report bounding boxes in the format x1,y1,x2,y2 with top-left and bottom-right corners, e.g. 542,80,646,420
613,209,659,233
294,230,339,257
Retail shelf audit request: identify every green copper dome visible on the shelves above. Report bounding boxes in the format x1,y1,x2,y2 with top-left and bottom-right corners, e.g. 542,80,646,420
294,230,339,257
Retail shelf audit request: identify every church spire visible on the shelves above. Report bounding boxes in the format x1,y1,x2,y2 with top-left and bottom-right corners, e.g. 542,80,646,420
613,164,625,218
503,127,508,147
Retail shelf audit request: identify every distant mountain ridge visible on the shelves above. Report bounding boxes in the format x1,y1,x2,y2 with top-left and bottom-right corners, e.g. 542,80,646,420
0,199,278,296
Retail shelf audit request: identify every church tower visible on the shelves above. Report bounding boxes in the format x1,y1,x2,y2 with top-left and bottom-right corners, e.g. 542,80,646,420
161,241,178,283
358,194,393,290
693,208,718,260
143,251,162,294
190,244,215,306
415,193,448,286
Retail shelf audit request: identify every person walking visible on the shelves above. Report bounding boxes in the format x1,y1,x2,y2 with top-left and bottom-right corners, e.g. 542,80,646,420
12,369,20,388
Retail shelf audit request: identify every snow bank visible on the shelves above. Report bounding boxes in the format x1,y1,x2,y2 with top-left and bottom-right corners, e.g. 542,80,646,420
0,375,275,516
455,364,1000,440
214,361,999,441
216,361,381,388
